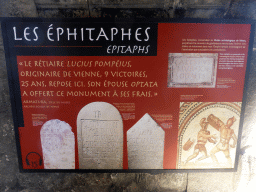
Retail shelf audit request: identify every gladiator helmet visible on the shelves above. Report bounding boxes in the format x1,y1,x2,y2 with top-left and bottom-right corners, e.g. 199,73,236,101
226,116,236,128
200,118,209,129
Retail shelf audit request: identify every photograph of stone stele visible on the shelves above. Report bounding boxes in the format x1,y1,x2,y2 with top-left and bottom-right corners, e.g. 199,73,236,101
168,53,218,88
77,102,123,169
178,102,241,169
127,113,165,169
40,119,75,169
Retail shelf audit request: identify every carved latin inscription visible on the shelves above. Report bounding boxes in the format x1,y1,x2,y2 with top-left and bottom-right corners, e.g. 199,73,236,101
127,113,165,169
40,119,75,169
77,102,123,169
168,53,218,88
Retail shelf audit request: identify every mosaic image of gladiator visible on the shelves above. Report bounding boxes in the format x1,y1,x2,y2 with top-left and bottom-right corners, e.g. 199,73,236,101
207,114,237,167
178,102,241,169
184,118,217,165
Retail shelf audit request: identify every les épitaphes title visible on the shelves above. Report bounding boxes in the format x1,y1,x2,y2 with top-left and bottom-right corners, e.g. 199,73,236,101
12,24,152,54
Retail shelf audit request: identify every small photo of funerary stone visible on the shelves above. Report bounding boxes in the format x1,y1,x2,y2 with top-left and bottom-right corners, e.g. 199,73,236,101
167,53,218,88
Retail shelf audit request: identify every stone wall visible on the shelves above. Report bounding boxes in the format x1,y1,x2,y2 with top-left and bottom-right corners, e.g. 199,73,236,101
0,0,256,191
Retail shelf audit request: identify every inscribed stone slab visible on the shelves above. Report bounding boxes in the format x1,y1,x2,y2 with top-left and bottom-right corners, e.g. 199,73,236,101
127,113,165,169
40,119,75,169
168,53,218,88
77,102,123,169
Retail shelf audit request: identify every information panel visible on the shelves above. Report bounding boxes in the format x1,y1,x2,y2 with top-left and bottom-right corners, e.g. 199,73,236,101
1,18,254,171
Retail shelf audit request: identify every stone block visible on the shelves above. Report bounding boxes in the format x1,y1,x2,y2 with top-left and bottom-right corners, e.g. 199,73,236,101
16,173,76,191
187,172,235,192
0,113,19,192
0,0,37,17
35,0,89,18
72,173,112,188
183,0,228,7
185,9,223,18
125,181,143,192
89,0,170,8
35,0,89,9
110,173,136,187
229,0,256,20
136,173,187,191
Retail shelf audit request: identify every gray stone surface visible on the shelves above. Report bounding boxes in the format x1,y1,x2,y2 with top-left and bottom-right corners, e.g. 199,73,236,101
0,0,38,17
138,173,187,192
229,0,256,19
187,172,235,192
89,0,170,8
35,0,90,18
35,0,89,9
